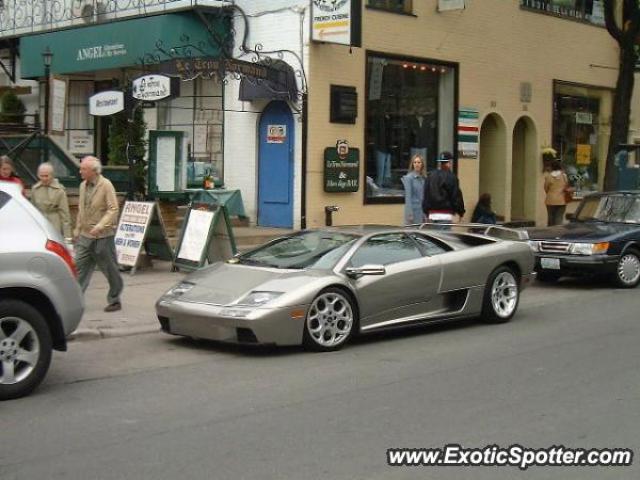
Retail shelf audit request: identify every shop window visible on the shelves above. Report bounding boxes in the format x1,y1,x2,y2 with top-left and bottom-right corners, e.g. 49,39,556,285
552,82,612,195
367,0,413,14
520,0,605,26
365,54,456,203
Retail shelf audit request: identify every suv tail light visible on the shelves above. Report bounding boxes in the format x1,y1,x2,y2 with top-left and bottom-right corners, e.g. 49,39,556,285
46,240,78,278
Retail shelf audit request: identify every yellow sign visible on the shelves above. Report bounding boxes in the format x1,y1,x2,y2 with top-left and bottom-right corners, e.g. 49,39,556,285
576,144,591,165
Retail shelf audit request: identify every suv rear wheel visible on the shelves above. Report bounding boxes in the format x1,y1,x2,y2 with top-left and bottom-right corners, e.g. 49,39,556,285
0,300,52,401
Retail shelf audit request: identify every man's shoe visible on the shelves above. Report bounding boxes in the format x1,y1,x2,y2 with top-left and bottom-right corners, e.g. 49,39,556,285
104,302,122,312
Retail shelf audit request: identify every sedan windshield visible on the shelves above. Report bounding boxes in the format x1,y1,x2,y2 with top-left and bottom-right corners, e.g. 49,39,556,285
236,231,359,269
576,195,640,224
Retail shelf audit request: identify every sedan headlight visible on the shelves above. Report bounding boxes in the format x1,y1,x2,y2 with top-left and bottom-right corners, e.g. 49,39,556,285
165,281,195,297
528,241,540,252
236,291,283,307
570,242,610,255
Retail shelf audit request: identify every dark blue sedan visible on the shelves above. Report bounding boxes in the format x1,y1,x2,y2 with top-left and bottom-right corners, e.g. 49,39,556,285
526,191,640,288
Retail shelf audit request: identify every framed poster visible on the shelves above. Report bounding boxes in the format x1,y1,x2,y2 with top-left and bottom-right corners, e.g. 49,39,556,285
148,130,184,195
49,76,68,135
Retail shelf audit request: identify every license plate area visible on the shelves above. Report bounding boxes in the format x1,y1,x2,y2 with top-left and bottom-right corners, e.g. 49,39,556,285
540,257,560,270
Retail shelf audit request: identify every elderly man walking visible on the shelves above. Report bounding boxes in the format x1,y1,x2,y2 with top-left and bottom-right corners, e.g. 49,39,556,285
74,156,123,312
31,162,72,240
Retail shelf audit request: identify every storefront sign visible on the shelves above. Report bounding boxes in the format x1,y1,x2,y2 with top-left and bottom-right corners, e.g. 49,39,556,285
49,77,67,135
172,57,269,81
457,107,479,159
115,201,155,267
267,125,287,144
576,144,592,165
68,130,94,154
324,144,359,193
132,74,172,101
438,0,465,11
89,90,124,116
312,0,362,47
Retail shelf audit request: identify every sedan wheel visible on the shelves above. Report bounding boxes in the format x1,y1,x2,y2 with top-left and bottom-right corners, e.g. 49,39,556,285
0,300,52,401
303,289,355,352
481,267,520,324
614,250,640,288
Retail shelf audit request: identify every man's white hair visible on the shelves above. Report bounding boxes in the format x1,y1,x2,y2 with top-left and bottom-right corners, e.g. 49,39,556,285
37,162,54,175
82,156,102,174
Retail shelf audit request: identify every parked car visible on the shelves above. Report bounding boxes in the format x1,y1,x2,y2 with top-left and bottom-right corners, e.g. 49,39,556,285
156,225,535,352
0,182,84,400
527,191,640,288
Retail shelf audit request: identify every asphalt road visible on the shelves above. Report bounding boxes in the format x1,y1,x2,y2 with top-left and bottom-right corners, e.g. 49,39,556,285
1,280,639,480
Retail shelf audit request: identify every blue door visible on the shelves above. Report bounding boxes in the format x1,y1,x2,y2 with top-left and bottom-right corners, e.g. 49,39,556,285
258,101,294,227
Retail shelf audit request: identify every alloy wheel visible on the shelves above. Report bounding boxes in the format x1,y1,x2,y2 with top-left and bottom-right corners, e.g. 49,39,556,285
0,317,40,385
491,271,519,318
306,292,354,348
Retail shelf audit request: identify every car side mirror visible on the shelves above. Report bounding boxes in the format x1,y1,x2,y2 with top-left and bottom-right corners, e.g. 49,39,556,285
345,264,386,278
566,213,576,221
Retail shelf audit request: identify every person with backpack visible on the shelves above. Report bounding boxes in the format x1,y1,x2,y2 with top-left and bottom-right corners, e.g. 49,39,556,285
422,151,465,227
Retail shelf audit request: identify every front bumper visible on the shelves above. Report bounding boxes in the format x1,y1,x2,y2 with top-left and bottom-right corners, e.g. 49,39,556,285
155,298,308,346
534,253,619,276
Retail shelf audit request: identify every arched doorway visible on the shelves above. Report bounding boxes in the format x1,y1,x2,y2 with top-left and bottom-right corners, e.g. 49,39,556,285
257,101,294,228
479,113,507,219
511,116,538,222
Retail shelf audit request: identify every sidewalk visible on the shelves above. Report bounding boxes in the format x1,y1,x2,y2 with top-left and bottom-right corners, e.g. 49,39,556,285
69,261,184,342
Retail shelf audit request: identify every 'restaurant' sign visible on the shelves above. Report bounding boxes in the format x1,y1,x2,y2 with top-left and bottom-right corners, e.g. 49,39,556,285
312,0,362,47
89,90,124,116
132,74,173,101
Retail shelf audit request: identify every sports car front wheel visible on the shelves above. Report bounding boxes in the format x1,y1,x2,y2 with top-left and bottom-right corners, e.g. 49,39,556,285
303,288,356,352
481,266,520,324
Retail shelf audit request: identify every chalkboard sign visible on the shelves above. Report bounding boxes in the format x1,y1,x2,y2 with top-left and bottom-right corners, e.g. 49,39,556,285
324,147,360,193
173,202,237,271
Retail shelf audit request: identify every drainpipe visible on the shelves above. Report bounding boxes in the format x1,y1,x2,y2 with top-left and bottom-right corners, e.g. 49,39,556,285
301,92,308,230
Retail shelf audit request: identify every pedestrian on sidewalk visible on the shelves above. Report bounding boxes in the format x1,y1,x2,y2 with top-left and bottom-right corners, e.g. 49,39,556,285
422,151,465,228
544,160,569,226
0,155,25,195
31,162,72,240
74,156,123,312
401,153,426,225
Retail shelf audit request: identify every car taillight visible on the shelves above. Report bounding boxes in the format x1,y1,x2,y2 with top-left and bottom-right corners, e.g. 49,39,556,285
46,240,78,278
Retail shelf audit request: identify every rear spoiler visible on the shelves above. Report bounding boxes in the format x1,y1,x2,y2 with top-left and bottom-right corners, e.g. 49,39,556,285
406,222,530,241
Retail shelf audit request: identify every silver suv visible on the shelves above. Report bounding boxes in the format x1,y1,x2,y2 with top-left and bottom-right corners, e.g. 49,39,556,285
0,182,84,400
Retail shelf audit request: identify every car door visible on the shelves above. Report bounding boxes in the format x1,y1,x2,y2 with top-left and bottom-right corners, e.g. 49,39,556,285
345,233,443,329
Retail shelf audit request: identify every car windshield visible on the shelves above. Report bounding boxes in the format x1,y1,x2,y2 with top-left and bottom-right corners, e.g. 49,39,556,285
236,231,359,269
576,195,640,224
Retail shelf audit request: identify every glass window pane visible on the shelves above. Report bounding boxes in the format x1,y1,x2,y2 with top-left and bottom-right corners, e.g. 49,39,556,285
410,233,449,256
367,0,412,14
350,233,422,267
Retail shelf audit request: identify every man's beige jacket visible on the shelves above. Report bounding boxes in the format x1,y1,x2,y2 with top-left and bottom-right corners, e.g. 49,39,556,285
74,175,119,239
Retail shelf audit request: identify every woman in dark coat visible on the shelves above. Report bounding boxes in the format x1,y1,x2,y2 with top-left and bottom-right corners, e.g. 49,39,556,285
471,193,497,224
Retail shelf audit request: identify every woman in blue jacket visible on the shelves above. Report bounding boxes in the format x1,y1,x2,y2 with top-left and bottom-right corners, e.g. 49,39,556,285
401,154,427,225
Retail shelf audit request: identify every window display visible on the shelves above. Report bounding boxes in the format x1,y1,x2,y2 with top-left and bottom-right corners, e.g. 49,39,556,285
365,54,456,203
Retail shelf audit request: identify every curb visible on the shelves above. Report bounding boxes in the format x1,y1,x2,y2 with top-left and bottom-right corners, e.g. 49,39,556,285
68,325,160,342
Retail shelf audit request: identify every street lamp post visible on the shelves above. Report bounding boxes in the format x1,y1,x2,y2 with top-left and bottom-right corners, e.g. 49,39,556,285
42,47,53,163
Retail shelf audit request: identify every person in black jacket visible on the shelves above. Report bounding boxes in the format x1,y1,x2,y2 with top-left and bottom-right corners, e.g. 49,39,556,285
471,193,497,224
422,151,465,226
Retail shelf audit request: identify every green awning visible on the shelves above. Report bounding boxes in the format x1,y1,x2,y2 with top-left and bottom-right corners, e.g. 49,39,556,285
20,12,229,78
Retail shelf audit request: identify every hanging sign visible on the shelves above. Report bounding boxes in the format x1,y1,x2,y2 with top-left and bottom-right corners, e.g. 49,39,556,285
132,74,175,101
312,0,362,47
457,107,479,159
324,141,359,192
89,90,124,116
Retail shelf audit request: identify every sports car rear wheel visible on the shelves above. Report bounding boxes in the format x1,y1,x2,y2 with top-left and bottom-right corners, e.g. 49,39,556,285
613,249,640,288
481,266,519,324
303,288,356,352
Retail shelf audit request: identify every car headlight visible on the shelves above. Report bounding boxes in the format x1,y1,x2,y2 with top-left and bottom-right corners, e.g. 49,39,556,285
236,291,283,306
165,281,195,297
528,241,540,252
570,242,609,255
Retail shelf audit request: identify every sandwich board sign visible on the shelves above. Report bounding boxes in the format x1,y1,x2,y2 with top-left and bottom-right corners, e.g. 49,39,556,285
173,202,237,271
114,201,173,274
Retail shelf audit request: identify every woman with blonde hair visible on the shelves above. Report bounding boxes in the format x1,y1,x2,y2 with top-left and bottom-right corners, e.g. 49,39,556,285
0,155,25,194
401,154,427,225
544,160,570,226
